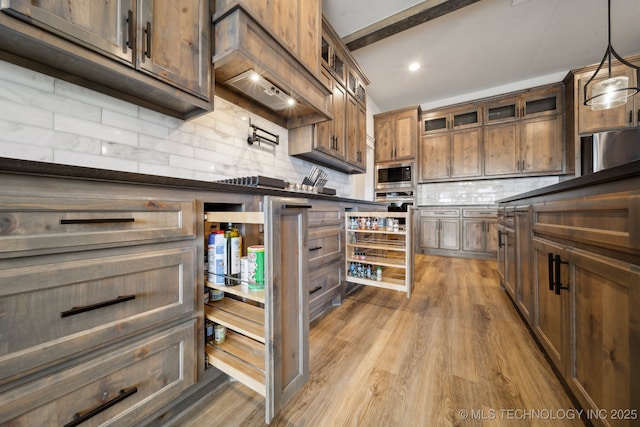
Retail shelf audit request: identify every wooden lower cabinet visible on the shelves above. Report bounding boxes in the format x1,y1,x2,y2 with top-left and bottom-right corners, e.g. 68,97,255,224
514,208,533,323
531,237,569,373
307,201,345,321
503,188,640,427
567,248,639,424
420,206,497,259
1,321,196,426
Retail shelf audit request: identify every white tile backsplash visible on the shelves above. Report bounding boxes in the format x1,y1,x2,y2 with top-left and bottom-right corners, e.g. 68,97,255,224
0,60,351,197
418,176,561,206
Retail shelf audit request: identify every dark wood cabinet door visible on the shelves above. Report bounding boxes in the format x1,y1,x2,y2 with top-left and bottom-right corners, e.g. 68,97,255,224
394,109,417,160
138,0,210,98
450,128,481,178
2,0,134,62
374,116,394,162
520,115,564,174
531,237,569,376
566,248,639,420
419,134,449,181
484,122,519,176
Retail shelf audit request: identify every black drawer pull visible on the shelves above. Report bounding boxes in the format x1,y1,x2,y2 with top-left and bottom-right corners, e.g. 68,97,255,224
64,386,138,427
309,286,322,295
548,253,555,291
309,246,323,251
60,218,135,225
61,295,136,318
282,204,312,209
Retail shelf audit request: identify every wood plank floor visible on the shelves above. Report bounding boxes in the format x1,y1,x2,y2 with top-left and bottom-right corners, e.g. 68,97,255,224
176,255,585,426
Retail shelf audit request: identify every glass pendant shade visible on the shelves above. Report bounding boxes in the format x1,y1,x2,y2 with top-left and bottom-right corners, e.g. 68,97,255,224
583,0,640,110
589,76,638,110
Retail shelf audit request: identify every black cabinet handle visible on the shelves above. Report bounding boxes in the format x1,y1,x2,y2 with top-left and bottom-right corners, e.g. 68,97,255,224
126,10,134,50
64,386,137,427
630,110,633,126
554,254,569,295
309,286,322,295
498,230,504,248
144,21,152,58
61,295,136,318
548,253,555,291
61,218,135,225
309,246,323,251
282,204,312,210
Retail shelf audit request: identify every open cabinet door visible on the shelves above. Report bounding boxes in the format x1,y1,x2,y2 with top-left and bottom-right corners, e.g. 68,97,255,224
264,197,310,423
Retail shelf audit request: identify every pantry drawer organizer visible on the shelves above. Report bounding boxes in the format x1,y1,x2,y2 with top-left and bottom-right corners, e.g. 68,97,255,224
203,197,310,424
345,211,413,298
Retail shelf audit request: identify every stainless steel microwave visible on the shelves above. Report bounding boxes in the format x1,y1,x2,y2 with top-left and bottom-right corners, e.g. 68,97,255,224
375,162,415,189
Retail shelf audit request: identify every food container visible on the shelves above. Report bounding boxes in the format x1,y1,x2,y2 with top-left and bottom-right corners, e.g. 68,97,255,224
247,245,265,290
214,324,226,344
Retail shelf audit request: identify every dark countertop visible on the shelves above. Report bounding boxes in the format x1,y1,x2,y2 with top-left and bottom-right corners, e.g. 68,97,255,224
0,157,382,205
497,160,640,203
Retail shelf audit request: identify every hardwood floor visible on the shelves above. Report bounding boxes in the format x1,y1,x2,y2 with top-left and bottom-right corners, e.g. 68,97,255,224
176,255,585,426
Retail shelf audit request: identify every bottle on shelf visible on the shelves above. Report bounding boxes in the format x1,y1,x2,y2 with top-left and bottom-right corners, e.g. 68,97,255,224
224,222,241,285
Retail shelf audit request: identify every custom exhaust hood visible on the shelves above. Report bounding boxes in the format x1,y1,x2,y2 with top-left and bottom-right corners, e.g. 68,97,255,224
212,4,332,129
225,70,294,111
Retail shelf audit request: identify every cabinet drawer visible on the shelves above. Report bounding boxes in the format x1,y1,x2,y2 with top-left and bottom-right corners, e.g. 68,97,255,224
309,227,342,269
420,208,460,218
532,193,640,252
462,208,497,218
0,321,196,426
308,206,343,227
0,245,196,383
309,261,342,302
0,196,196,257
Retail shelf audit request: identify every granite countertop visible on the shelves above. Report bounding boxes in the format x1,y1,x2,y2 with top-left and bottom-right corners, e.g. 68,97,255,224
497,160,640,203
0,157,382,205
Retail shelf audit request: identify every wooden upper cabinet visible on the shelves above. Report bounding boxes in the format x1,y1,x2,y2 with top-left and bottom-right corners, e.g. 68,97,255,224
138,0,210,98
423,106,481,133
420,134,449,181
1,0,134,62
420,105,482,182
0,0,212,118
483,84,565,177
346,98,366,169
374,106,420,163
288,17,367,174
576,64,639,134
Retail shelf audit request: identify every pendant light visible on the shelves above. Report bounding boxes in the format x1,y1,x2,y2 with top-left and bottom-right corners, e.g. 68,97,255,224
583,0,640,110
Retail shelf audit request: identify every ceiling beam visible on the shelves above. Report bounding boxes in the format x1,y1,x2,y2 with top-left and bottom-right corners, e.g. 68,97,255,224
344,0,483,51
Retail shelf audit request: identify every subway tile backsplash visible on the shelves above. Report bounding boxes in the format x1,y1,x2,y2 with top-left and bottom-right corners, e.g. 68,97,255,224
0,60,352,196
417,176,561,206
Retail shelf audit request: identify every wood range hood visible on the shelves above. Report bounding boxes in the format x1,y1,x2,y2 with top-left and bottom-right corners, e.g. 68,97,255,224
212,4,332,129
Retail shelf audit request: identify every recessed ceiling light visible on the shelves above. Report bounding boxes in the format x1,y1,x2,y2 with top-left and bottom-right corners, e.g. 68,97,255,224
409,62,420,71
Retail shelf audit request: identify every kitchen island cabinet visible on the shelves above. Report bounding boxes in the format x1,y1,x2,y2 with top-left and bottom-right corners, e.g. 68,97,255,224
0,157,384,425
498,161,640,427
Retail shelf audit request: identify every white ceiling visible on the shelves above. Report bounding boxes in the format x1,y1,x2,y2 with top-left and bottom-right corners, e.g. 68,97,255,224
322,0,640,112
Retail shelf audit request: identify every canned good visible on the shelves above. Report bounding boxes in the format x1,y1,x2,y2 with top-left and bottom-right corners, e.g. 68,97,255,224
247,245,265,290
210,288,224,301
214,324,226,344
